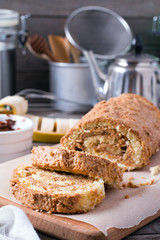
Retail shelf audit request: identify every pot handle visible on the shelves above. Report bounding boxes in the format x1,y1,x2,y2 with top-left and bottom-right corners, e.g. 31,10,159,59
83,50,109,101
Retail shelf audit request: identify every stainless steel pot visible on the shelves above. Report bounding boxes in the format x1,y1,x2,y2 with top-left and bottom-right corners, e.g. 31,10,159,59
49,60,107,112
105,53,160,106
49,53,160,112
49,6,160,112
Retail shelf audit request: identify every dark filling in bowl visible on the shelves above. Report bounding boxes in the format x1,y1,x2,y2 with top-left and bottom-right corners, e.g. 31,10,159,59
0,119,16,131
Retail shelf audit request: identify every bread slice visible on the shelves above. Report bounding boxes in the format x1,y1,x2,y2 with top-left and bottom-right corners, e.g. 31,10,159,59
31,146,123,188
61,93,160,171
11,164,105,214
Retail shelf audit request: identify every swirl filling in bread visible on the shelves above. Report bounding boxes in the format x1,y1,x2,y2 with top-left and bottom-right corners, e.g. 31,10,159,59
31,146,123,188
11,165,105,214
61,93,160,171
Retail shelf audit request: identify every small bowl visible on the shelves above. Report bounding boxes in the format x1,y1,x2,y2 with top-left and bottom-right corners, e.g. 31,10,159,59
0,114,33,162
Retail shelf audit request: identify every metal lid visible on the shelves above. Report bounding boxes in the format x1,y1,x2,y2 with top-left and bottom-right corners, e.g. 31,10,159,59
65,6,132,59
116,53,159,65
0,9,19,27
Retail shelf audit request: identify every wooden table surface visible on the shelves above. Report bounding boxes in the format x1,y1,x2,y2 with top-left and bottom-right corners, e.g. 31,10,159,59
29,109,160,240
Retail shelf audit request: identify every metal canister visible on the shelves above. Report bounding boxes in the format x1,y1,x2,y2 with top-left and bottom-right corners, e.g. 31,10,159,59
0,9,19,99
0,9,30,99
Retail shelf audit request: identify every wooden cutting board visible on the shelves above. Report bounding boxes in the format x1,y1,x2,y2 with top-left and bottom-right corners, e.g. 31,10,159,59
0,152,160,240
0,196,160,240
0,195,160,240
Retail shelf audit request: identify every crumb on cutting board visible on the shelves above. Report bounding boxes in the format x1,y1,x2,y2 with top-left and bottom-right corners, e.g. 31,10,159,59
124,194,130,199
150,165,160,176
127,181,139,188
140,178,156,186
122,177,156,189
128,177,134,180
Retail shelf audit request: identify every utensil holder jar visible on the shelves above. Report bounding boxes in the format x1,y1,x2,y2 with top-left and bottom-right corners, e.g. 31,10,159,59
49,60,107,112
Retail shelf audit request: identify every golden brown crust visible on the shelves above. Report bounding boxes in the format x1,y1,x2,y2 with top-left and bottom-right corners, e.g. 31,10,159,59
61,93,160,170
31,146,123,187
10,165,105,214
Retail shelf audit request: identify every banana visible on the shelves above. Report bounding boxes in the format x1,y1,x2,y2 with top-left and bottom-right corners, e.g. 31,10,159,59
0,96,28,115
25,114,40,131
55,118,70,133
41,117,55,132
69,118,79,128
25,114,79,143
55,118,79,133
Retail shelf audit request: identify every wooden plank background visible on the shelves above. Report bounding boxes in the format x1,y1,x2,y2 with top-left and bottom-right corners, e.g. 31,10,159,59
1,0,160,93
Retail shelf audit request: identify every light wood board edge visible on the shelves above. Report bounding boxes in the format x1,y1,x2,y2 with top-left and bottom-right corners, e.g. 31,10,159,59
0,197,160,240
0,196,105,240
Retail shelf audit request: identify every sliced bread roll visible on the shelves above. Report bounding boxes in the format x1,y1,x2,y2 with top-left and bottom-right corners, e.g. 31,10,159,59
61,93,160,171
31,146,123,188
10,164,105,214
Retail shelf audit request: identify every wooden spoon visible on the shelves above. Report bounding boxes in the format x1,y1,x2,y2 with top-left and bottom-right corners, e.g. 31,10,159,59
27,38,51,61
67,40,81,63
28,34,58,62
48,35,70,63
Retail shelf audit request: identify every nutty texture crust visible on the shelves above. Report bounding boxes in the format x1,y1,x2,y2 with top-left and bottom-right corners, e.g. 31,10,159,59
61,93,160,170
11,165,105,214
32,146,123,187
